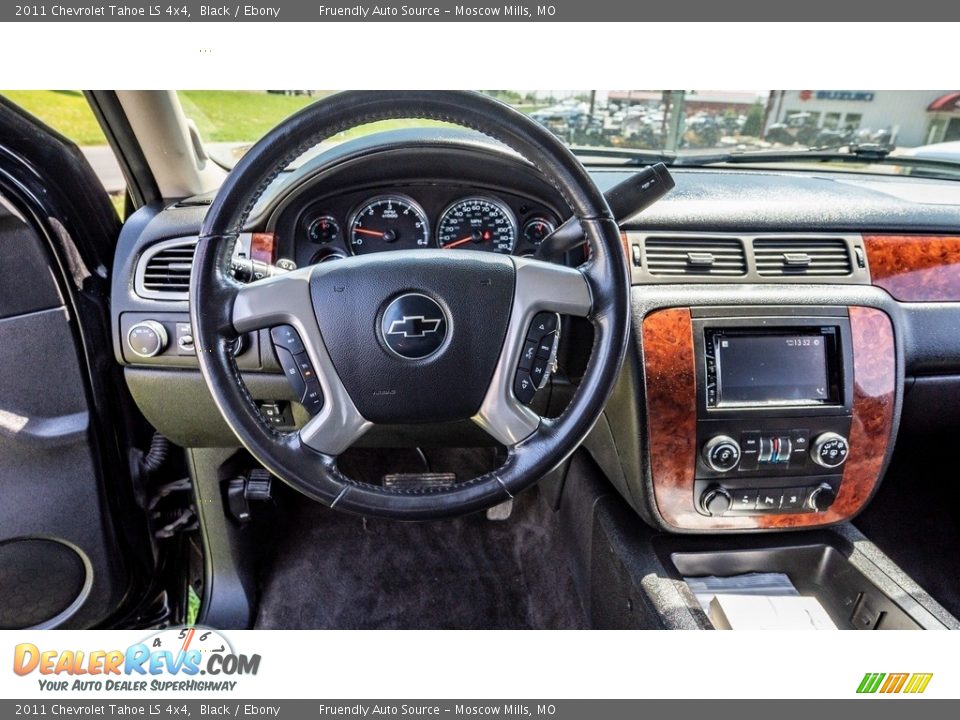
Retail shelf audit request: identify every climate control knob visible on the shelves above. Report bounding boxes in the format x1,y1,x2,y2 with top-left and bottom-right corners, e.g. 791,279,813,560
807,483,838,512
811,432,849,469
127,320,168,358
702,435,741,472
700,486,732,516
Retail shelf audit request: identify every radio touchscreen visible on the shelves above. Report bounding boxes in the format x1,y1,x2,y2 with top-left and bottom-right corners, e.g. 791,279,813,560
710,329,842,407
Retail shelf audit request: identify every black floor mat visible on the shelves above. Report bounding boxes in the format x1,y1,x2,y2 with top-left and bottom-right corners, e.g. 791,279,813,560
855,435,960,619
255,485,587,629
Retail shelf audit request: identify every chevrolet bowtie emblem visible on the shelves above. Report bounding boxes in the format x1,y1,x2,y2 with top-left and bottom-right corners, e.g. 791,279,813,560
386,315,442,338
381,293,448,360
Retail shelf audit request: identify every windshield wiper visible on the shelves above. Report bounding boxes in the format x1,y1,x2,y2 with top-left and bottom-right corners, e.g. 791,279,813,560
674,143,960,176
573,143,960,177
676,143,888,165
570,143,896,166
569,146,678,166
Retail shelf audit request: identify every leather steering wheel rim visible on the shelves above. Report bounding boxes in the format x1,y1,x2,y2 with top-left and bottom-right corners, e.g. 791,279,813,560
191,90,630,520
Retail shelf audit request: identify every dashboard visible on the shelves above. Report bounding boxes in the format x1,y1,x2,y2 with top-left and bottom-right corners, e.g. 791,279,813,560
110,128,960,535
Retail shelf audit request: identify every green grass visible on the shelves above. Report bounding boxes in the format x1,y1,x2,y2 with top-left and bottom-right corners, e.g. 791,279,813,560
2,90,456,149
1,90,109,145
178,90,454,145
187,586,200,626
177,90,328,142
109,192,126,219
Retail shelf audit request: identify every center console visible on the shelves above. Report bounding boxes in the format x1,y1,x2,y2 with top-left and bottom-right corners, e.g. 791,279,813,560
693,311,853,518
641,305,896,532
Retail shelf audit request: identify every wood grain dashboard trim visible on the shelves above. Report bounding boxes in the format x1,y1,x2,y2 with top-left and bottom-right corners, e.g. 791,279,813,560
642,306,896,531
865,234,960,302
250,232,277,264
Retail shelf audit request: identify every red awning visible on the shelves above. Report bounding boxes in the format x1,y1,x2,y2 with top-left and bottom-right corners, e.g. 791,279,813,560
928,92,960,112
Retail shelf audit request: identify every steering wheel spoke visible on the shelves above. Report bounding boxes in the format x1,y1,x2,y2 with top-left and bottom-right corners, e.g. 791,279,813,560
231,267,371,455
231,266,314,333
513,256,593,318
473,257,592,446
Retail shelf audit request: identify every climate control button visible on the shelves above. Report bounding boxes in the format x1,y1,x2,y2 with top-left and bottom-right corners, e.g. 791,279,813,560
702,435,741,473
811,432,849,468
759,435,793,465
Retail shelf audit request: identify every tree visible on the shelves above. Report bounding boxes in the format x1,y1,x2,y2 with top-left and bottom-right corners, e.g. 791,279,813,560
742,101,765,137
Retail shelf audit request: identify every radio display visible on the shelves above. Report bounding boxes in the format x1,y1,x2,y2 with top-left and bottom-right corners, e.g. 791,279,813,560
715,333,832,406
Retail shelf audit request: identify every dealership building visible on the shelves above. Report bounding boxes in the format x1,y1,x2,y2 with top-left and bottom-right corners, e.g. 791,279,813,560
765,90,960,147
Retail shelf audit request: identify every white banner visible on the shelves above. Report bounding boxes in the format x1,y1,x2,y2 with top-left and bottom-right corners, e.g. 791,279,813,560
2,629,955,699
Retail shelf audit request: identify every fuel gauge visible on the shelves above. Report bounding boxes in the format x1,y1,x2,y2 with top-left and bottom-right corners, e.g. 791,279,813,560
522,217,556,246
307,215,340,244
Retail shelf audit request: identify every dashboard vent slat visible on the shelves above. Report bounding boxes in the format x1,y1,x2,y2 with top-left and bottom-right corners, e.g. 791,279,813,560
644,237,747,276
753,238,852,277
137,239,197,298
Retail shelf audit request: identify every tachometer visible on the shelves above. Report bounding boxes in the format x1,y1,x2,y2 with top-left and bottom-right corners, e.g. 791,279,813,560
437,197,517,254
349,195,429,255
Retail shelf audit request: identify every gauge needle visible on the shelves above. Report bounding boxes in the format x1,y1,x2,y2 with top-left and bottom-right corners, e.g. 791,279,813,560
354,228,384,237
443,236,475,249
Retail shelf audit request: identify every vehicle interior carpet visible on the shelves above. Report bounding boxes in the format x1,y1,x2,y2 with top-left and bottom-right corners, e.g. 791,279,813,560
256,449,587,629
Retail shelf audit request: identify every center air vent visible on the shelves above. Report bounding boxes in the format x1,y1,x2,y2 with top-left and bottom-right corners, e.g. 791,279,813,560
754,238,852,277
135,238,197,300
644,237,747,276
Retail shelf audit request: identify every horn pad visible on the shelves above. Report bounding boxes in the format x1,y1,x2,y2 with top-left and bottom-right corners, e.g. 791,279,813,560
310,250,515,424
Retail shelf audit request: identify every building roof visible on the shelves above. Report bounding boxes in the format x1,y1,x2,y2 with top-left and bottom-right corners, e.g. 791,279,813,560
928,92,960,112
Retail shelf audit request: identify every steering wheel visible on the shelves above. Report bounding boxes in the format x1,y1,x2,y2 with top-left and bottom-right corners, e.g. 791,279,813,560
191,91,630,520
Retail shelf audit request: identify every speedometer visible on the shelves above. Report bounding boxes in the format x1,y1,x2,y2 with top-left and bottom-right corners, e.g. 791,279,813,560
349,195,429,255
436,197,517,254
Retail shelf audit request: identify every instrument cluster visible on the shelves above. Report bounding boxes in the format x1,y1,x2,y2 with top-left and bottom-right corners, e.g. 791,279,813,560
271,185,561,268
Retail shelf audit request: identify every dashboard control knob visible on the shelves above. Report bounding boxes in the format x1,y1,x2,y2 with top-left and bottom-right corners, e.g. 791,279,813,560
811,432,850,468
702,435,741,472
701,486,732,516
807,483,838,512
127,320,168,358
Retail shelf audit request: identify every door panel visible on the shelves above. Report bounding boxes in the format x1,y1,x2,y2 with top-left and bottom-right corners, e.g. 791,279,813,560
0,98,149,628
0,205,127,628
0,208,62,318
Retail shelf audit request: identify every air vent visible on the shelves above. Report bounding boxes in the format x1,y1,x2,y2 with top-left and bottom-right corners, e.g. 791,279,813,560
135,238,197,299
753,238,852,277
644,237,747,276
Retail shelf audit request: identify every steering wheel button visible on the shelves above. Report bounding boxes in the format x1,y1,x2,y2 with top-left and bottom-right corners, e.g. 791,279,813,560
514,371,537,405
271,325,305,354
293,353,316,380
275,346,307,400
519,340,538,371
530,357,549,387
302,380,324,415
527,312,558,341
535,334,556,359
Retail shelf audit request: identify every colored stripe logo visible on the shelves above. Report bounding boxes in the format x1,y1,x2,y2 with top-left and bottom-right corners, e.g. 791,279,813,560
857,672,933,694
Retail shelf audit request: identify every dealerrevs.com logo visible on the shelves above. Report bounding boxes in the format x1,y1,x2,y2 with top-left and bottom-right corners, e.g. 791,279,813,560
857,672,933,694
13,627,261,693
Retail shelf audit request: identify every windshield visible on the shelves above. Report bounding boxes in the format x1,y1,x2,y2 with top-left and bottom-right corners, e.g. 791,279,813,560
177,90,960,177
